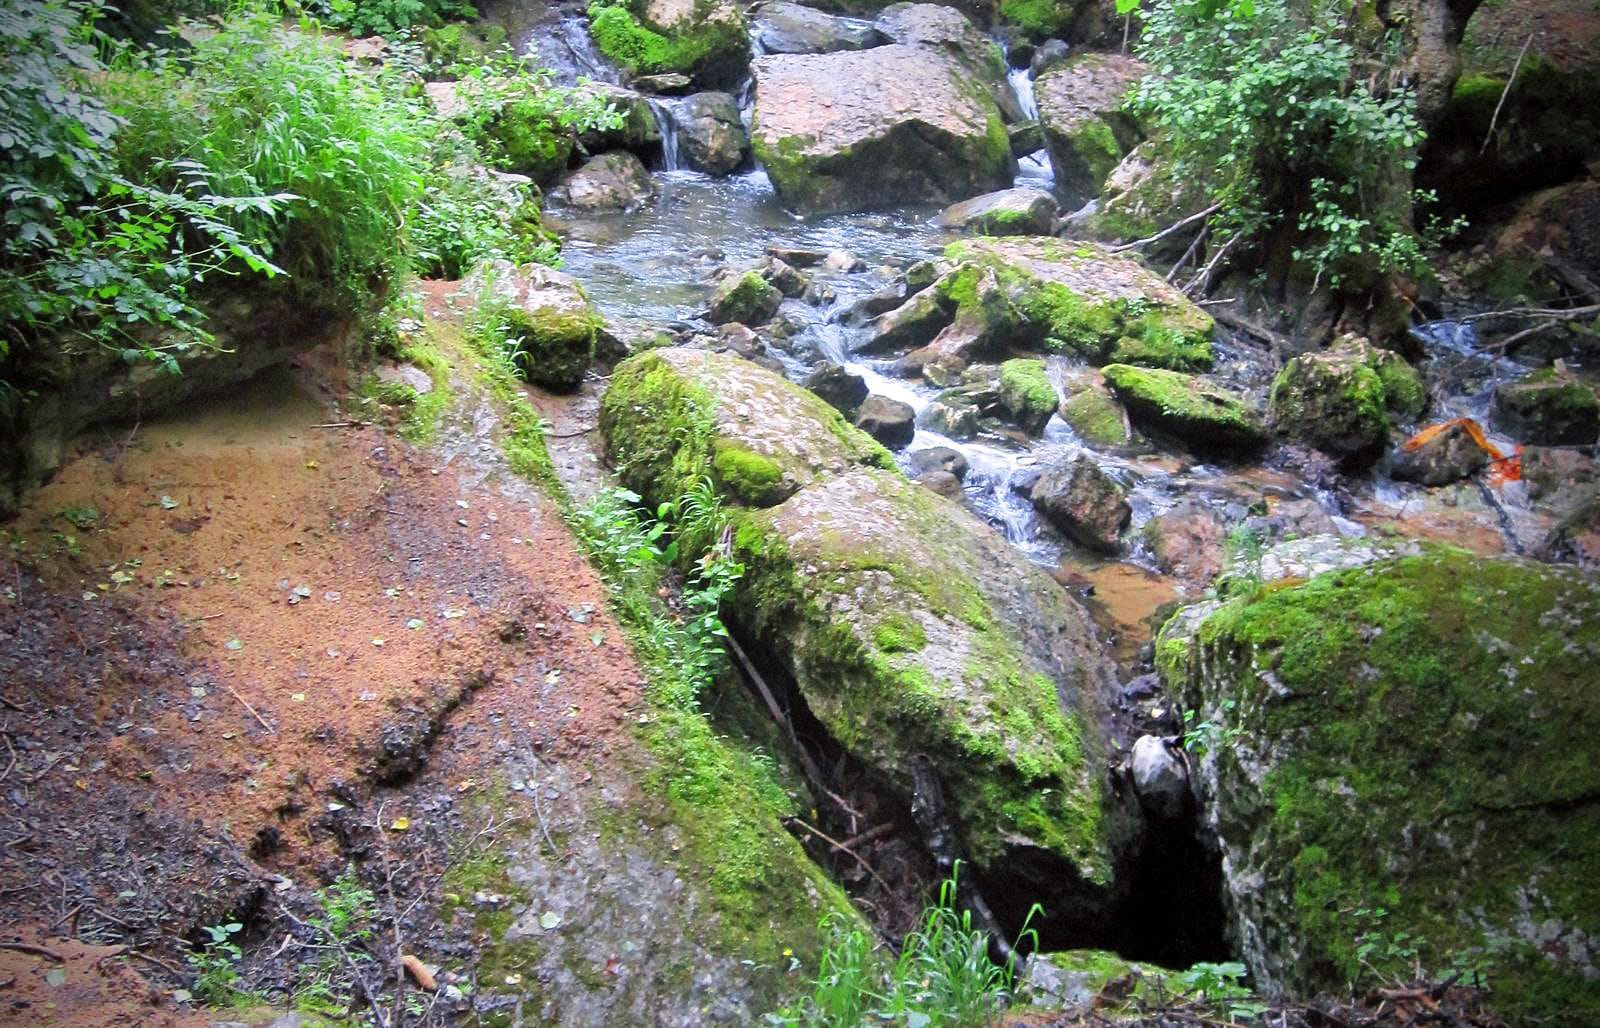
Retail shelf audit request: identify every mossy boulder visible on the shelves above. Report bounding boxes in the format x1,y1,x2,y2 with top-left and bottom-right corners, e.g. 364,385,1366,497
587,0,752,89
1034,54,1144,208
1102,364,1266,458
708,270,783,326
1490,368,1600,446
462,260,603,392
1078,140,1209,259
750,45,1016,213
732,466,1129,911
936,186,1060,236
998,0,1090,42
942,238,1214,369
1268,339,1423,467
1156,547,1600,1022
598,347,893,507
1058,371,1134,450
998,357,1058,434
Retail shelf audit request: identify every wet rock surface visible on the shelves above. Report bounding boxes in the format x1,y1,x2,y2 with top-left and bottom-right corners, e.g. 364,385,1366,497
1035,53,1145,207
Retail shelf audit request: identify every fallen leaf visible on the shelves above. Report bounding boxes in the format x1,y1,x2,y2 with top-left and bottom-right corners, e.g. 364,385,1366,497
305,460,319,469
291,693,306,703
45,968,66,987
225,638,243,651
539,911,562,931
391,816,409,831
504,973,523,986
159,495,179,510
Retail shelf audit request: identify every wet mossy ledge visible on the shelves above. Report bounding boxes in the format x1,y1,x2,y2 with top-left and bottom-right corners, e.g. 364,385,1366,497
598,346,1137,923
586,0,751,89
1157,546,1600,1023
941,237,1216,371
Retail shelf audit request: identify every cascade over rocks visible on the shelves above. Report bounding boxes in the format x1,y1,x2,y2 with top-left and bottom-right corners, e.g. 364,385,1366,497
751,1,886,53
750,45,1015,213
1035,54,1144,208
1157,545,1600,1023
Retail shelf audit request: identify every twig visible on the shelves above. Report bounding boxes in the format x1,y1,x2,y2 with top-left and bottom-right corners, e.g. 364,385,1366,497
311,421,366,429
781,816,893,894
225,685,276,734
1166,225,1208,282
1211,308,1293,353
1481,33,1534,154
838,822,896,850
0,693,23,712
1454,303,1600,326
125,949,185,976
276,904,391,1028
725,634,833,799
372,801,408,1027
544,425,597,439
0,733,16,785
1186,236,1239,297
1473,318,1561,355
1109,203,1222,254
0,942,64,962
523,752,560,858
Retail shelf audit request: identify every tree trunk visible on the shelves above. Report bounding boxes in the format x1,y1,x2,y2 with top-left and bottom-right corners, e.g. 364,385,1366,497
1384,0,1486,128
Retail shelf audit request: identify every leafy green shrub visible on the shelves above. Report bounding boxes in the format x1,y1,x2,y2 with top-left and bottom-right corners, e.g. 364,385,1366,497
1128,0,1453,289
108,8,426,310
190,921,245,1005
0,0,287,366
444,53,621,181
305,0,476,39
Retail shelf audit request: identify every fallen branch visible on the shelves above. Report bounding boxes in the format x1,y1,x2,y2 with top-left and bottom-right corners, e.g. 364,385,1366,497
1481,33,1534,154
780,816,893,895
0,942,64,962
1185,236,1239,297
544,425,597,439
311,421,366,429
1454,303,1600,326
726,634,832,797
1109,203,1221,254
1473,318,1562,355
225,684,276,735
1211,309,1293,353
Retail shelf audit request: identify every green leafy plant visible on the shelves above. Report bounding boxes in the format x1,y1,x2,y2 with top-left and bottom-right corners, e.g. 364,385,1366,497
1129,0,1457,290
304,0,476,39
294,866,380,1014
1183,698,1244,757
774,867,1033,1026
190,921,245,1005
1177,960,1267,1021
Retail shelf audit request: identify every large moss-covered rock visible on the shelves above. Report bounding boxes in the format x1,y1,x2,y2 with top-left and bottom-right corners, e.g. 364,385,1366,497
936,186,1060,236
587,0,751,89
944,238,1213,369
750,45,1016,213
1035,54,1144,208
1267,339,1423,467
1102,364,1266,457
598,348,893,506
998,0,1091,42
1490,367,1600,446
462,260,603,391
1077,140,1209,259
997,357,1058,434
733,466,1127,901
1156,547,1600,1023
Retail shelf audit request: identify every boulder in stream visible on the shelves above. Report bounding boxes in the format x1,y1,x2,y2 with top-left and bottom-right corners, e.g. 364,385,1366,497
750,45,1016,213
872,3,1026,123
554,150,657,212
1102,364,1267,458
1058,370,1135,450
1157,546,1600,1022
460,260,603,391
1029,455,1130,553
943,237,1215,369
854,393,917,448
675,91,751,174
1390,419,1489,486
1268,338,1424,467
936,187,1060,236
733,467,1128,914
599,348,893,506
804,361,869,416
587,0,752,90
1489,368,1600,446
1035,53,1144,208
751,1,886,53
997,357,1059,434
707,269,783,325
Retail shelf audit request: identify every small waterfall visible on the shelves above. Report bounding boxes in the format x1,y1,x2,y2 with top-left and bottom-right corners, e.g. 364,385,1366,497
1007,65,1038,122
648,98,683,172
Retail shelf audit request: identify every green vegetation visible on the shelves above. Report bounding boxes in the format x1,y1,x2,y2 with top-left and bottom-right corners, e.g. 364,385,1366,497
190,922,247,1005
774,869,1033,1026
997,358,1058,434
586,0,749,84
1101,364,1266,452
998,0,1074,42
1128,0,1460,289
1159,549,1600,1019
465,275,601,392
307,0,475,39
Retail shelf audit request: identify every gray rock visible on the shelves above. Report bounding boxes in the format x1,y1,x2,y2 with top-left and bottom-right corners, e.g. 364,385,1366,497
1129,735,1188,820
632,72,694,94
676,91,751,174
1030,39,1070,78
1029,455,1130,553
874,3,1027,122
825,249,867,272
907,445,970,480
1008,119,1044,156
805,361,869,415
854,393,917,447
752,1,885,53
916,469,965,498
708,269,783,325
859,282,956,355
936,187,1060,236
760,255,810,298
917,398,980,440
574,83,662,154
1035,54,1144,208
1490,370,1600,446
555,151,656,212
1390,420,1489,486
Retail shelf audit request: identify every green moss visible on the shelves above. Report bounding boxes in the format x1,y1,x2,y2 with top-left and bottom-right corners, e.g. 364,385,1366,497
710,270,780,325
998,357,1059,435
998,0,1075,41
599,349,894,512
872,613,927,653
473,99,574,183
1059,381,1130,448
710,443,784,505
1161,549,1600,1021
359,331,453,443
1066,117,1124,190
586,0,749,85
1370,352,1426,420
1102,363,1266,452
496,301,600,392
